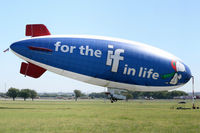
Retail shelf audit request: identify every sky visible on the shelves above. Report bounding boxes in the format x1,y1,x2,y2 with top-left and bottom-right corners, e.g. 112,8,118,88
0,0,199,93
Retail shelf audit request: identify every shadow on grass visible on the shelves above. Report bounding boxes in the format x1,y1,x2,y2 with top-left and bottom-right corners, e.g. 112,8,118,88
0,107,35,110
56,108,71,110
0,107,72,110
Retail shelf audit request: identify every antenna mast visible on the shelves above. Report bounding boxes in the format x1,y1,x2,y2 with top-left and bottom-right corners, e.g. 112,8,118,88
192,76,195,109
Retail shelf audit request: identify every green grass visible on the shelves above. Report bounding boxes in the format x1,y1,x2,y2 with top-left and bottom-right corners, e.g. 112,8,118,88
0,99,199,133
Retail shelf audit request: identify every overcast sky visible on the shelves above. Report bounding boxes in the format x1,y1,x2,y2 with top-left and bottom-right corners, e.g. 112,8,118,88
0,0,199,93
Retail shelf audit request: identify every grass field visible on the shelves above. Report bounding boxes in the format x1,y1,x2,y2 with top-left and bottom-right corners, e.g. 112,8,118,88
0,99,199,133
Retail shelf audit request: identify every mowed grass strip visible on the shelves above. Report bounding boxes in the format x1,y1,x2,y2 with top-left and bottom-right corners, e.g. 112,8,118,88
0,100,199,133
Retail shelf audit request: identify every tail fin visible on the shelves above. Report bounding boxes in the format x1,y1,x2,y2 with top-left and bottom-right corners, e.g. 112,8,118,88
20,62,46,78
25,24,51,37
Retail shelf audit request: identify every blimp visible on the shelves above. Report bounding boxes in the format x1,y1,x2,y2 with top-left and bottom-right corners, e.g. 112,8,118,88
10,24,192,101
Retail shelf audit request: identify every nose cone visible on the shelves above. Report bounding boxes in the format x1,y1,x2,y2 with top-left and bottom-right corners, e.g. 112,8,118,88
169,60,192,86
172,60,192,84
182,64,192,83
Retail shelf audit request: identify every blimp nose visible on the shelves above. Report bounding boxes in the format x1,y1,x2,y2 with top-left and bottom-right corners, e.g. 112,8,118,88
173,60,192,84
182,64,192,83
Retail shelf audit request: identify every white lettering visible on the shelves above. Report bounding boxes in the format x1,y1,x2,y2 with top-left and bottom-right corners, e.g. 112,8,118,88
55,41,76,54
142,68,147,78
123,64,128,74
54,42,61,51
85,45,93,56
106,51,113,66
106,45,124,73
94,50,102,58
138,67,159,80
61,45,69,52
110,49,124,72
79,46,85,55
70,46,76,53
54,42,160,80
139,67,143,77
147,69,153,78
152,73,159,80
127,67,136,76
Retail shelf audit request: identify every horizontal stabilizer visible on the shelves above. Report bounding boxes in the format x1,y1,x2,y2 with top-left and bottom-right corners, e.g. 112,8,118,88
20,62,46,78
26,24,51,37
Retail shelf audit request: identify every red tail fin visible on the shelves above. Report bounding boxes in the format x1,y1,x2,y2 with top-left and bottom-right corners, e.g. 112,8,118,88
26,24,51,37
20,62,46,78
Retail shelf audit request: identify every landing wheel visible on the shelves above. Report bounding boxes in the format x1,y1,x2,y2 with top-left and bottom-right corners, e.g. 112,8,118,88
110,97,117,103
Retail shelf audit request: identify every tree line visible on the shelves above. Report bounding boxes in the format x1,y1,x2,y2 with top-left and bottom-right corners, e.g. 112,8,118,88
4,88,188,101
89,90,188,99
131,91,188,99
5,88,85,101
6,87,37,101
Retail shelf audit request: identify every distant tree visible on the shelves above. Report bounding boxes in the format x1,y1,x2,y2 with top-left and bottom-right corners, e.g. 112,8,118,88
19,89,30,101
89,92,106,98
30,90,37,101
6,87,19,101
132,91,142,99
74,90,82,101
131,90,188,99
121,91,133,101
125,93,133,101
170,91,188,97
